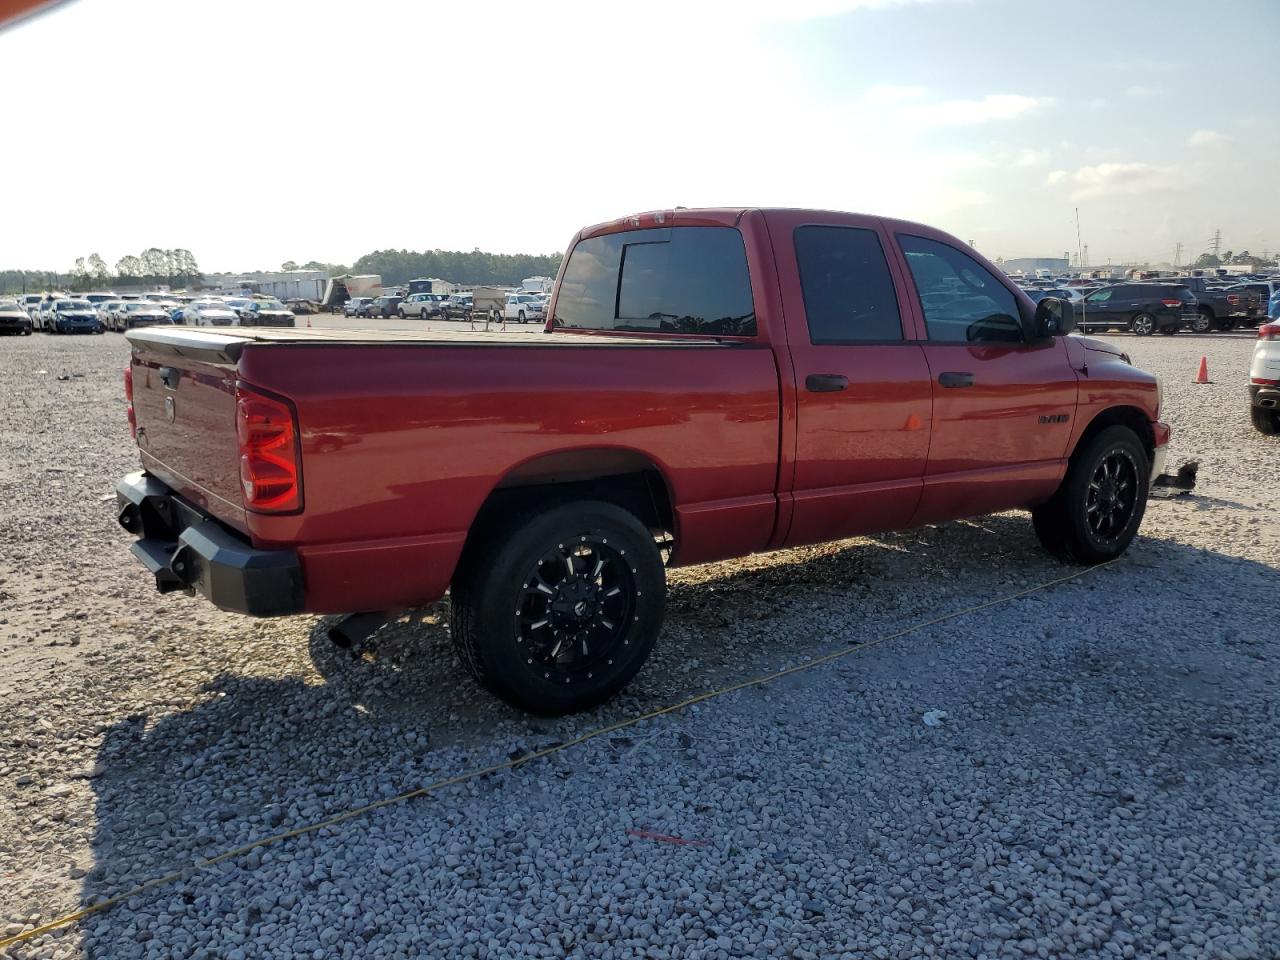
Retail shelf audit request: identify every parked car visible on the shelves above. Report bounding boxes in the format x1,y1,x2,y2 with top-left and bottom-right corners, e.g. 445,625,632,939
18,293,43,319
1169,276,1264,332
1228,282,1280,325
183,299,240,326
503,293,546,324
119,301,174,331
344,297,374,318
398,293,447,319
367,295,403,318
441,293,473,320
116,206,1168,716
1022,288,1073,305
97,300,123,330
0,298,33,335
36,296,66,330
82,292,116,307
1250,321,1280,434
238,298,296,328
1077,283,1197,335
49,299,103,334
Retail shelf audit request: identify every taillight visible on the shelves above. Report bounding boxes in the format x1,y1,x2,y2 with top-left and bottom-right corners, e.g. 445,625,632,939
124,366,136,439
235,384,302,513
1226,294,1239,305
1161,299,1181,307
1259,323,1280,341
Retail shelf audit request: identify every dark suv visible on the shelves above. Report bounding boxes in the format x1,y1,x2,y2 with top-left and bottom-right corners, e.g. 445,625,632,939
1077,283,1197,336
368,295,403,318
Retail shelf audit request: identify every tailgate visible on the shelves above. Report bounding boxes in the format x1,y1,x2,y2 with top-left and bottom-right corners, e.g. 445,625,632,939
128,330,248,531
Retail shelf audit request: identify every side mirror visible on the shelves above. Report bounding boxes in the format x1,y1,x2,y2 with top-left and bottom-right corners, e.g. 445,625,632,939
1034,297,1074,338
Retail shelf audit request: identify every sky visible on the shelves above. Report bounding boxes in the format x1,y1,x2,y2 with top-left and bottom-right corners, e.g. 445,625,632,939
1,0,1277,274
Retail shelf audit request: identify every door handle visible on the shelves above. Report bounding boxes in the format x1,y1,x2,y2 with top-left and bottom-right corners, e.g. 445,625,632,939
938,371,975,388
805,373,849,393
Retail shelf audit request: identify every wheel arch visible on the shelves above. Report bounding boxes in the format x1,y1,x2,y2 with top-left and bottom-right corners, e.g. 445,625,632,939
1070,405,1155,466
460,447,678,565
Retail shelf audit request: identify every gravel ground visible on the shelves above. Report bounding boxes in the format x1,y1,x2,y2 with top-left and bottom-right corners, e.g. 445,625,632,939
1,328,1276,959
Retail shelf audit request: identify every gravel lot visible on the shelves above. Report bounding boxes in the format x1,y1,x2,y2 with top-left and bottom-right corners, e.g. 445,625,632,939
1,327,1276,959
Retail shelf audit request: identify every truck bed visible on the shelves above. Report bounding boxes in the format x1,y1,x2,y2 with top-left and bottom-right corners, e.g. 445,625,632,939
124,326,781,612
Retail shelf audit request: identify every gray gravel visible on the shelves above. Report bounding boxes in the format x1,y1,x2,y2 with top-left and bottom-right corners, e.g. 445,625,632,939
1,329,1277,959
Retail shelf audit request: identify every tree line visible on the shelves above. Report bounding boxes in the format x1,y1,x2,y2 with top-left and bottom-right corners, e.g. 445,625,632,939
2,246,564,296
1193,250,1275,271
350,248,563,287
0,248,202,294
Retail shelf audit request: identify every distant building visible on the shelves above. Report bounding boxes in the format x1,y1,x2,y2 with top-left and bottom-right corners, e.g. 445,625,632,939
1002,257,1070,275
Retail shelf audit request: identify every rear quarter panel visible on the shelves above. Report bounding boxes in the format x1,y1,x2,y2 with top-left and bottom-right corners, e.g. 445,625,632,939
237,341,782,611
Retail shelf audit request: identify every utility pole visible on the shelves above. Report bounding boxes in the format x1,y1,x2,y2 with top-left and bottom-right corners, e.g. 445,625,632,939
1174,242,1183,268
1075,208,1084,276
1209,229,1222,258
1082,244,1089,270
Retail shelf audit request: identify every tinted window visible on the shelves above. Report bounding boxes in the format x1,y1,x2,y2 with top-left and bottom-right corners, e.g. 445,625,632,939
554,226,755,336
899,235,1023,343
794,226,903,343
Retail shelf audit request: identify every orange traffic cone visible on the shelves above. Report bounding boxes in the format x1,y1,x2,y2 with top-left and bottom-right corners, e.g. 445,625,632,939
1194,356,1210,384
306,316,312,328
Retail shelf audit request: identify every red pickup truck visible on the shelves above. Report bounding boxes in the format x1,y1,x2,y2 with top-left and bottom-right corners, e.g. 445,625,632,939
117,208,1169,714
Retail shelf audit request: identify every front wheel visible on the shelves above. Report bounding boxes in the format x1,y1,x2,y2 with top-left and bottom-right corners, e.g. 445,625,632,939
1252,405,1280,435
1130,314,1156,336
1032,425,1149,564
449,500,666,715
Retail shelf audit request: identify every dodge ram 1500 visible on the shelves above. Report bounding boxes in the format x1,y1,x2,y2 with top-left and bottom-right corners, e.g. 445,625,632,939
117,208,1170,714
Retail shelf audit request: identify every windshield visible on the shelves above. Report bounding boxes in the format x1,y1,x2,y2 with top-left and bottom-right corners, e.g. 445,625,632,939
258,299,285,309
61,300,92,310
125,302,157,311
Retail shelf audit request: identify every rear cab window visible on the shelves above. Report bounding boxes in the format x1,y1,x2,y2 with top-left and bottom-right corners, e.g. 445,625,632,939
793,225,904,343
553,226,756,337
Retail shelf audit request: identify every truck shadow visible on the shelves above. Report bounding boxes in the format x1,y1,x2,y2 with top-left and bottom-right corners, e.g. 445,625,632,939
58,510,1278,957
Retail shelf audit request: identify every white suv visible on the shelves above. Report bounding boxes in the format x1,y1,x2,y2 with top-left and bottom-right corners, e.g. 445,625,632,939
399,293,447,319
503,293,545,324
1250,321,1280,434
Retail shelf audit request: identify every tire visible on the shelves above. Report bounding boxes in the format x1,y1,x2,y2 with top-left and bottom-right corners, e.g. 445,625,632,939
449,500,666,715
518,310,527,324
1031,425,1150,565
1191,309,1214,334
398,310,406,319
1130,313,1156,336
1251,405,1280,435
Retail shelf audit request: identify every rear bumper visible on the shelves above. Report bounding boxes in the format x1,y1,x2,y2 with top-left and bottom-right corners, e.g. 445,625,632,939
116,471,303,617
1250,384,1280,410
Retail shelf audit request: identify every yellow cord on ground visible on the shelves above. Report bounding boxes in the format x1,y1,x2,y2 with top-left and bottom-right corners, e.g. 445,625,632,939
0,560,1112,952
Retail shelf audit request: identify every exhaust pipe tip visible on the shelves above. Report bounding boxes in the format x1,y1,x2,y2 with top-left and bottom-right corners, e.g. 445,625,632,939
327,611,395,653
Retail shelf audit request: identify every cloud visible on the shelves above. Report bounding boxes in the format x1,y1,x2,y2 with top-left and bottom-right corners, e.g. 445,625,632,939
1188,129,1229,147
1045,162,1187,200
1124,85,1159,98
1012,148,1050,167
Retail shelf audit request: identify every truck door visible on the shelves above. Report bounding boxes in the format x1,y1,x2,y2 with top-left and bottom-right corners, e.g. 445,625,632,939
889,232,1078,524
768,213,933,547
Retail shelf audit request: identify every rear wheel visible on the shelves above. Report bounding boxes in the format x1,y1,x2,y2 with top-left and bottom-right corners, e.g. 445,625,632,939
1130,313,1156,336
1252,406,1280,435
1032,425,1149,564
518,310,527,323
449,500,666,715
1191,308,1214,334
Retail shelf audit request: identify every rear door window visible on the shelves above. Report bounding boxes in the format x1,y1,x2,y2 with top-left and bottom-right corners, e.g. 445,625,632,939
794,225,904,343
898,234,1023,344
554,226,755,336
